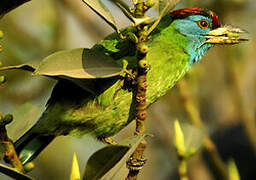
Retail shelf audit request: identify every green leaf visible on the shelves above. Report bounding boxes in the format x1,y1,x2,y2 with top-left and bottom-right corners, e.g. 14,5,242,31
34,48,122,94
181,123,205,155
6,103,40,141
34,48,122,79
0,60,40,73
82,0,119,32
70,153,81,180
83,134,145,180
0,163,34,180
0,0,31,17
157,0,181,17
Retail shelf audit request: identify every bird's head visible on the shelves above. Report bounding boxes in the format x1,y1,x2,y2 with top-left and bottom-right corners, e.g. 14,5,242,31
170,8,248,67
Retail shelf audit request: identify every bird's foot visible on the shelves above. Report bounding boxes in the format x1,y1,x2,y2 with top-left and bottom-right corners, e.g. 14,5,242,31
102,137,117,145
113,69,138,100
126,156,147,171
113,80,124,100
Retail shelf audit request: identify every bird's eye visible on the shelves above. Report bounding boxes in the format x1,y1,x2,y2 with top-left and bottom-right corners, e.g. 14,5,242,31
197,19,210,29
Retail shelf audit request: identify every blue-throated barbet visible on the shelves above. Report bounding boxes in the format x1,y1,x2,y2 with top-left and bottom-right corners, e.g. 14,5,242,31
8,8,247,165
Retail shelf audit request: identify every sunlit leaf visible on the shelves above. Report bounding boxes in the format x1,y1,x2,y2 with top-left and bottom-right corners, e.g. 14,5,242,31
82,0,119,32
0,163,34,180
172,122,205,156
70,153,81,180
157,0,181,17
83,134,145,180
6,103,40,141
0,60,40,73
181,123,205,154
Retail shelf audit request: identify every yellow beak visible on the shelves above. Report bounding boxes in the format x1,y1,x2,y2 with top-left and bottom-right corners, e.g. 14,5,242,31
204,25,248,44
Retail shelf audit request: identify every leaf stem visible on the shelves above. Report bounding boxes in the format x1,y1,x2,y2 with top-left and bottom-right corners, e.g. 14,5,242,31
0,113,24,173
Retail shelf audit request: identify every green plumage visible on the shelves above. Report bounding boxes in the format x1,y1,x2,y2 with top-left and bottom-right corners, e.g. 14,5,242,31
31,15,189,138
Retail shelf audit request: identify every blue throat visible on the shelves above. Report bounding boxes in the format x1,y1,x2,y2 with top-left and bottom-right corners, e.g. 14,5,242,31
187,37,213,68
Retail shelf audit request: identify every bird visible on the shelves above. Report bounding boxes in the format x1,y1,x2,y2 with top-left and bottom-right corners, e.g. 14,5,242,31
5,8,246,165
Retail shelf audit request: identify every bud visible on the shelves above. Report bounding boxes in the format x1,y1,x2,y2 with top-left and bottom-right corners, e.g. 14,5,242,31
0,31,3,39
137,43,149,53
24,162,35,172
3,114,13,125
0,75,6,84
0,114,13,126
228,159,240,180
174,120,185,156
138,60,149,69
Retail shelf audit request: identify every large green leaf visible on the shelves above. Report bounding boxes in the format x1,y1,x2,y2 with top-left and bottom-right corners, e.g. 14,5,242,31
0,48,122,94
82,0,119,32
0,60,40,72
0,0,31,17
34,48,122,94
34,48,122,79
6,103,40,141
83,135,145,180
0,163,34,180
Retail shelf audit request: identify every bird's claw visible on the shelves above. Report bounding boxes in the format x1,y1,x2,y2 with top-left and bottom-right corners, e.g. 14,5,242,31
126,156,147,171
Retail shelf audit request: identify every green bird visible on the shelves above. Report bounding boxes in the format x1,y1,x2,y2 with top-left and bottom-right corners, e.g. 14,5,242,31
4,8,246,165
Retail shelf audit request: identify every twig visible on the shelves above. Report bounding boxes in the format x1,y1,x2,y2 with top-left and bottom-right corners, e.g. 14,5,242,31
0,113,24,173
176,80,229,180
178,158,189,180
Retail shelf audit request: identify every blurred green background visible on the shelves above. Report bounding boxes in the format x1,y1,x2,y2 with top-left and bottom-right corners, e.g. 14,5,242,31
0,0,255,179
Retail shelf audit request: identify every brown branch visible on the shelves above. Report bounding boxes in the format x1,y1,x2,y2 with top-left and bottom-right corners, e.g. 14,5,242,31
126,1,152,179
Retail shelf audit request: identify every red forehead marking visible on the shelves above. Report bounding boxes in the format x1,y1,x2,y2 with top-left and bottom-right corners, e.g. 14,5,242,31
171,8,220,29
171,8,203,15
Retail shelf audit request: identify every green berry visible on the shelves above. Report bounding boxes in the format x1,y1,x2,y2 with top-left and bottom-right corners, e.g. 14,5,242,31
24,162,35,172
137,43,149,53
139,60,148,68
